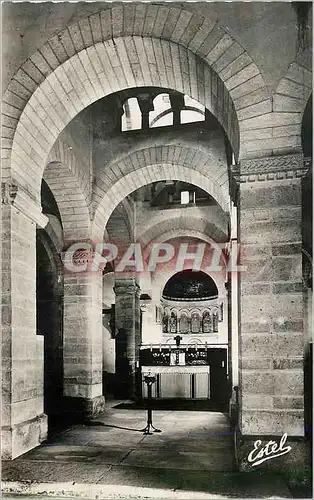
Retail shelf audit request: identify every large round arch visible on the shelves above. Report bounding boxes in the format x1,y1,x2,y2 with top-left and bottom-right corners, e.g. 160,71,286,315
92,163,230,241
5,0,274,192
4,36,238,204
3,4,311,208
138,208,229,246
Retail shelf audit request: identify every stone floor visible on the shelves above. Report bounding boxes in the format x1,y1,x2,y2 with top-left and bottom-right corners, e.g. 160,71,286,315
2,401,293,499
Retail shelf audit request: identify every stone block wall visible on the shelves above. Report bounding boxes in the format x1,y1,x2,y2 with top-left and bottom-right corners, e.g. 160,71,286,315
114,277,141,398
2,198,48,459
237,154,307,438
63,270,105,418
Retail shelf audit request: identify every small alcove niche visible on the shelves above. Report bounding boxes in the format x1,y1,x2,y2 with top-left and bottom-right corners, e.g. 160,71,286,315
161,270,221,335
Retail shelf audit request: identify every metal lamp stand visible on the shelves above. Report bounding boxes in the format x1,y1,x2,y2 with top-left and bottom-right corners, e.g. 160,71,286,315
141,375,162,435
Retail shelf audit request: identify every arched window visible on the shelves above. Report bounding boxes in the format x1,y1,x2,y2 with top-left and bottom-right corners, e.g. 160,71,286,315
121,92,207,131
150,94,173,128
191,312,201,333
162,311,169,333
212,309,219,333
179,313,189,333
180,95,205,124
169,311,177,333
121,97,142,131
202,311,212,333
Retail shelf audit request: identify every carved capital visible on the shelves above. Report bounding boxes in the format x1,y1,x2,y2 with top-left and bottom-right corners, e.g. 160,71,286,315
232,154,308,183
114,277,141,296
2,182,18,205
137,93,154,114
2,181,48,228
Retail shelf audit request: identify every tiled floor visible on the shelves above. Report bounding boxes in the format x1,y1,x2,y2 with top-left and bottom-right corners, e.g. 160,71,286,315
2,402,292,498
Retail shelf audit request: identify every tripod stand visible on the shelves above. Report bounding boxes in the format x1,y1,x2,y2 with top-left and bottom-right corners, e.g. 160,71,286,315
141,375,162,435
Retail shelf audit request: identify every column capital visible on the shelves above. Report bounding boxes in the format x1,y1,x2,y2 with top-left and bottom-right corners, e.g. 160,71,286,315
2,181,48,228
137,93,154,114
114,277,141,296
231,154,308,184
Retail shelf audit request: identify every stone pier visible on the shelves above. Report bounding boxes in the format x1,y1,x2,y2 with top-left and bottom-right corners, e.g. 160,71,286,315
1,184,48,459
114,277,141,399
62,258,105,420
235,154,309,469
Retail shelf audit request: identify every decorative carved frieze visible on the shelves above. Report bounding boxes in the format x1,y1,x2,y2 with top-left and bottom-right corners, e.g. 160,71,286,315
60,247,94,270
231,154,309,183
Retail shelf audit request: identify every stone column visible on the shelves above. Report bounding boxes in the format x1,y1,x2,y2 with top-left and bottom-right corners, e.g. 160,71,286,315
62,247,105,420
1,182,48,459
137,93,154,130
169,93,185,126
114,277,141,399
230,203,239,388
234,154,309,469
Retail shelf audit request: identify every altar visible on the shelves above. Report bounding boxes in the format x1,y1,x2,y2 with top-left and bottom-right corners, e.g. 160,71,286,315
142,365,210,399
139,343,228,403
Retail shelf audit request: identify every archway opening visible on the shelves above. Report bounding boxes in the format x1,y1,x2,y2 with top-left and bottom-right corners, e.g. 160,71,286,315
137,266,229,409
36,233,63,431
102,172,230,407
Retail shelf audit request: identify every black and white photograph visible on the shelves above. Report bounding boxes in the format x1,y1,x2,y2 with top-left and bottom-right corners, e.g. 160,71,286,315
1,1,313,499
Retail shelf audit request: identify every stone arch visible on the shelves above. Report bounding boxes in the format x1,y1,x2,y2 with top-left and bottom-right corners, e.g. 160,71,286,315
273,62,312,153
43,161,91,241
36,227,64,420
4,0,280,197
239,61,312,159
141,229,228,295
139,211,229,248
3,35,240,205
92,163,230,241
47,137,91,210
106,201,133,249
93,144,229,213
301,93,312,158
142,227,227,250
140,223,229,272
275,62,312,115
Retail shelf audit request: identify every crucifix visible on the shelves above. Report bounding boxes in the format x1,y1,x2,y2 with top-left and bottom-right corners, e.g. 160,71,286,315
173,335,183,364
174,335,182,347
